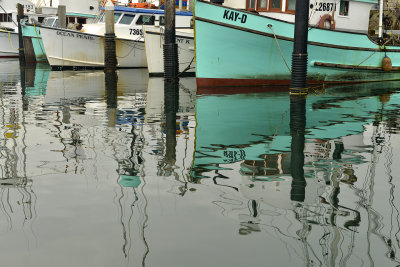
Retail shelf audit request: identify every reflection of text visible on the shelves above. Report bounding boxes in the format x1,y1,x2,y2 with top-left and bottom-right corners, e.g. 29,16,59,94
223,149,246,162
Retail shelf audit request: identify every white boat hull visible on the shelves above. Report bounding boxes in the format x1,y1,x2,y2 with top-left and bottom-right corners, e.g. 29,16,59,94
0,31,19,58
39,26,147,68
144,28,195,76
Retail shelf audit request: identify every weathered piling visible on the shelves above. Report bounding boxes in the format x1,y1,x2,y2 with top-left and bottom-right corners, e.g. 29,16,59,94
290,95,306,202
163,0,179,80
17,4,25,65
290,0,310,95
57,5,67,29
104,0,117,72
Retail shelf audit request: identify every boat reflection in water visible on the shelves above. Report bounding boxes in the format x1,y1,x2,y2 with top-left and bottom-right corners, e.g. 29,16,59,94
191,82,400,266
2,57,400,266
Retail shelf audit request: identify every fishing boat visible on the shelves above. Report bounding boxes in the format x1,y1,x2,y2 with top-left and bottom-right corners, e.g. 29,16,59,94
144,27,195,76
21,0,100,63
194,0,400,88
0,0,37,58
38,5,193,69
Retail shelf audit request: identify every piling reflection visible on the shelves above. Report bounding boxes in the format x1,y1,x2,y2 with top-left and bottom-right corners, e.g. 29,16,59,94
290,94,306,202
163,79,179,174
3,59,400,266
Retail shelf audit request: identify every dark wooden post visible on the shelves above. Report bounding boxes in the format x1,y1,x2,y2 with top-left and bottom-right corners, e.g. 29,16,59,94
17,4,25,65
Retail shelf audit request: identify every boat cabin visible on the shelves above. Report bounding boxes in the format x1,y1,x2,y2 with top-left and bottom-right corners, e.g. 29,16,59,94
0,0,37,30
86,6,193,39
230,0,376,33
97,6,193,28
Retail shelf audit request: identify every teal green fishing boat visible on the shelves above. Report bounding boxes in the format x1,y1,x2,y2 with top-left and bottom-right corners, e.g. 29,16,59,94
195,0,400,88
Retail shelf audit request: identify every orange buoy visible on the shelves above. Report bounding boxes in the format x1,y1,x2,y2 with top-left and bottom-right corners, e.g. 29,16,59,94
382,56,392,72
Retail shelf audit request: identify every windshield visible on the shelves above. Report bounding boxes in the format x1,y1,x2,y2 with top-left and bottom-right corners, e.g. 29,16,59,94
43,18,55,27
98,12,122,23
118,14,135,25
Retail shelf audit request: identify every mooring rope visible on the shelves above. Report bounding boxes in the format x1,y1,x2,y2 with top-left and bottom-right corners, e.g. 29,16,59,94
0,29,19,51
33,23,47,57
267,24,292,73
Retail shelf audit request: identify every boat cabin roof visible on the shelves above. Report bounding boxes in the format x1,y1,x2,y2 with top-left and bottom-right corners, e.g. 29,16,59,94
103,6,193,16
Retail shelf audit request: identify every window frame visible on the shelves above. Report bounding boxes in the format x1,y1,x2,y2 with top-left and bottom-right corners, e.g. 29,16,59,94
286,0,296,14
257,0,268,12
268,0,282,12
339,0,349,16
246,0,256,12
135,15,155,26
118,13,136,25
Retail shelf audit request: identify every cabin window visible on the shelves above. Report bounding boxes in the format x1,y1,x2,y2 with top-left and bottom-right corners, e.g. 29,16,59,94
68,17,76,23
0,13,12,22
339,0,349,16
43,18,54,26
258,0,267,10
269,0,282,11
287,0,296,11
119,14,135,25
136,15,155,25
77,18,86,24
114,13,122,23
247,0,256,10
159,16,165,25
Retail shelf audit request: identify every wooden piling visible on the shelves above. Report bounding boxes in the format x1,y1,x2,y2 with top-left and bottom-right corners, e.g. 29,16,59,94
163,0,179,80
17,4,25,65
104,0,117,72
58,5,67,29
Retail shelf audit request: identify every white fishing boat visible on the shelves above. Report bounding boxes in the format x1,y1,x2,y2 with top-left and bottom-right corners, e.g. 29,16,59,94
39,5,193,69
0,0,37,57
144,27,195,76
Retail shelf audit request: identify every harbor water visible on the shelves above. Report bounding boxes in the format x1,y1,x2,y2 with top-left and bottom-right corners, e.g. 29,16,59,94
1,58,400,266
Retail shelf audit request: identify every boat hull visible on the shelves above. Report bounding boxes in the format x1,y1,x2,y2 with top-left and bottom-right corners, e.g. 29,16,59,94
144,28,195,76
21,23,48,63
39,26,147,69
0,31,19,58
194,1,400,87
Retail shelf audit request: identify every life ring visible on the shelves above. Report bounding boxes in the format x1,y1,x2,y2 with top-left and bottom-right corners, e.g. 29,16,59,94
318,14,335,30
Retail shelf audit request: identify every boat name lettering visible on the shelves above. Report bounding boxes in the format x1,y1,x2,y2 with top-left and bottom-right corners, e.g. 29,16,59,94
222,10,247,24
315,2,336,12
56,31,95,40
177,38,190,44
129,29,143,35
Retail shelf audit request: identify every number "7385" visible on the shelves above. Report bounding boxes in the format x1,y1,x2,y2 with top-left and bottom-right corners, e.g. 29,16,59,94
129,29,143,35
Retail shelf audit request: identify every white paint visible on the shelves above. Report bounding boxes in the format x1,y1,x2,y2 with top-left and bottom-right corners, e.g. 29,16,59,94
378,0,383,38
144,27,195,74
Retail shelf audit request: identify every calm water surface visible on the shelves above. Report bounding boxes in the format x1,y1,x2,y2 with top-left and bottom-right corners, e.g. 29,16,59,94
1,58,400,266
